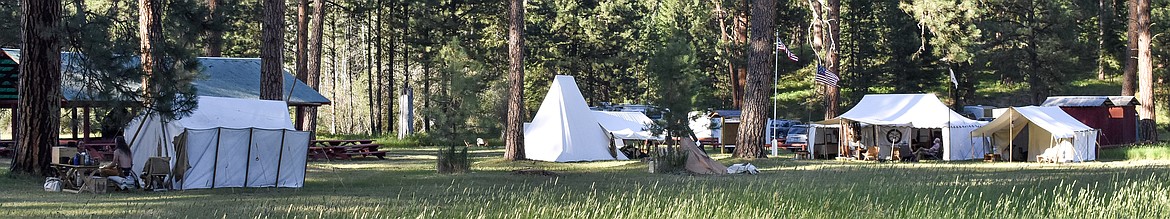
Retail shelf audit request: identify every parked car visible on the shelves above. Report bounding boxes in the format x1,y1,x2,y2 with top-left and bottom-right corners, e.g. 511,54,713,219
785,125,810,145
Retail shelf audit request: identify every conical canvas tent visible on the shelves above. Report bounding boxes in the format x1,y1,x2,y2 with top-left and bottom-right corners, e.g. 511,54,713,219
524,75,629,162
970,106,1098,162
124,96,310,189
818,94,987,160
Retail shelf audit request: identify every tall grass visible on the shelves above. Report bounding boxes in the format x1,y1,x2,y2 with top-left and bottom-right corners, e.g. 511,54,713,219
3,149,1169,218
1101,143,1170,160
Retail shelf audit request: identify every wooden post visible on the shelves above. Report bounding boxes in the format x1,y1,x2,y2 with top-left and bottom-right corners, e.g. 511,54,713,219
70,107,78,139
82,107,90,140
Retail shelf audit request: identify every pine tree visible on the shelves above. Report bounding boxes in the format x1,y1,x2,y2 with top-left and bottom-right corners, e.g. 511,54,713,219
260,0,285,100
504,0,526,161
10,0,62,175
734,0,774,159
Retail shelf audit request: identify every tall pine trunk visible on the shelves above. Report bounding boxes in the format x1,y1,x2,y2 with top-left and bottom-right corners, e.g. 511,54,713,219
730,0,748,109
295,0,309,130
260,0,286,100
305,0,327,138
1122,0,1137,96
504,0,526,161
140,0,162,101
1134,0,1156,141
734,0,774,159
1097,0,1109,80
11,0,62,175
204,0,223,57
824,0,840,119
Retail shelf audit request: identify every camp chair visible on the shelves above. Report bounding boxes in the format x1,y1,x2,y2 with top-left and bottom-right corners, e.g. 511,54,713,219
141,157,172,191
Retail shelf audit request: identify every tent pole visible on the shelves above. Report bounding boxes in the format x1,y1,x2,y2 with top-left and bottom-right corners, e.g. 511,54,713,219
212,128,221,188
1009,110,1013,162
276,129,287,187
244,128,255,187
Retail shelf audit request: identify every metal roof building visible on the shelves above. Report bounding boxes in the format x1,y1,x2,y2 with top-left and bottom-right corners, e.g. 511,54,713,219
1041,96,1139,146
0,49,330,107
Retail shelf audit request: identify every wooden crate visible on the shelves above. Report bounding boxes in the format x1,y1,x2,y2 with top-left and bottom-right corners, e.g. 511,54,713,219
82,176,107,194
51,147,77,164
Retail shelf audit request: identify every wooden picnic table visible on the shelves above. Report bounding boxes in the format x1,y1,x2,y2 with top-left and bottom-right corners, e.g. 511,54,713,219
311,139,374,147
308,140,384,161
50,163,103,193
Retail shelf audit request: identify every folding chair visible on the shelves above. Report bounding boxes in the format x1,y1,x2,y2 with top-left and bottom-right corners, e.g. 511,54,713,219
140,157,172,191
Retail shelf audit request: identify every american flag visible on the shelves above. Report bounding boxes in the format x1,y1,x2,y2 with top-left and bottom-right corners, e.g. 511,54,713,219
776,39,798,62
815,65,839,87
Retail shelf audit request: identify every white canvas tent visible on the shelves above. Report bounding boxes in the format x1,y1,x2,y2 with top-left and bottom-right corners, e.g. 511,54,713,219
970,106,1098,162
124,96,310,189
818,94,987,160
524,75,629,162
593,111,663,141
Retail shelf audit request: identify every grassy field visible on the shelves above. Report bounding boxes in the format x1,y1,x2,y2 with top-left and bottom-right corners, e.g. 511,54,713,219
3,146,1170,218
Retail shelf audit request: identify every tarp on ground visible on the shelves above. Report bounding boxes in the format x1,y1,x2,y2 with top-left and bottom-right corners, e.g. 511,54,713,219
124,96,309,189
970,106,1098,162
524,75,628,162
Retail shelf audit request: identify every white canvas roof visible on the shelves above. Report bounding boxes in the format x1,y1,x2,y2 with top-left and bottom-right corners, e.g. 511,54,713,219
593,111,663,141
820,94,987,160
971,106,1095,138
831,94,983,128
970,106,1097,162
124,96,309,189
524,75,628,162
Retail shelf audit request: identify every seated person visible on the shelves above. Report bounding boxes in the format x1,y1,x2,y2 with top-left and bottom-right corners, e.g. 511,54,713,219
101,137,136,190
915,138,942,160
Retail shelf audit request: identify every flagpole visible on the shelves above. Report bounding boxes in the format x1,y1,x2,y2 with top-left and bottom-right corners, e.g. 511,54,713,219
772,29,780,157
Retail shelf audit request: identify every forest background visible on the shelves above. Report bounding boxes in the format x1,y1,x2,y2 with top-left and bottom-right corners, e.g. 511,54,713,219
0,0,1166,145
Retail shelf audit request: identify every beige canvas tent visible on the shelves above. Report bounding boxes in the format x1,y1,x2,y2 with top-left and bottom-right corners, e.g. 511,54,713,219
970,106,1098,162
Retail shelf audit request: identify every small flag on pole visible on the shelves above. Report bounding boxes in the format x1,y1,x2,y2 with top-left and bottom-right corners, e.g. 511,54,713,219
776,39,798,62
948,68,959,88
815,65,839,87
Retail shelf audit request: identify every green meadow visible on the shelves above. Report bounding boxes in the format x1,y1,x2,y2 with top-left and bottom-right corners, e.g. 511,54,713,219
2,145,1169,218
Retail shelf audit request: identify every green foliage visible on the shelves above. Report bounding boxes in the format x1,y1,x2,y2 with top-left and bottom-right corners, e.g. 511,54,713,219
436,145,470,174
420,38,499,143
650,145,688,174
0,0,17,47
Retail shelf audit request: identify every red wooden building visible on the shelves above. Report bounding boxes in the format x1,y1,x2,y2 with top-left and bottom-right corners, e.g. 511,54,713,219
1040,96,1139,146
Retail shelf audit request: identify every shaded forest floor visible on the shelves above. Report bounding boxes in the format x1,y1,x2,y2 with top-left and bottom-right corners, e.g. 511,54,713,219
3,145,1170,218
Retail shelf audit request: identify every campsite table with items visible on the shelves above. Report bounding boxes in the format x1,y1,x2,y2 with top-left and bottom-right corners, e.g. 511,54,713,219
50,163,103,193
79,141,117,162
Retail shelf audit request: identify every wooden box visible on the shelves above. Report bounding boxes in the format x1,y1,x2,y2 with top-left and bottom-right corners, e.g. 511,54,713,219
51,147,77,164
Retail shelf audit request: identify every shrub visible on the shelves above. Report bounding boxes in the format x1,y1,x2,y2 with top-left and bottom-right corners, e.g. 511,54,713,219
650,145,688,174
436,145,470,174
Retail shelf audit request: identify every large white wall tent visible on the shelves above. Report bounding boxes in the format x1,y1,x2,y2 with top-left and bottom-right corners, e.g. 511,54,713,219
819,94,987,160
525,75,629,162
124,96,309,189
970,106,1098,162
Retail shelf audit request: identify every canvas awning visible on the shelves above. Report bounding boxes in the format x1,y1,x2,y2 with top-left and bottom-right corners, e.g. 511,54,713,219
831,94,983,128
593,111,663,141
